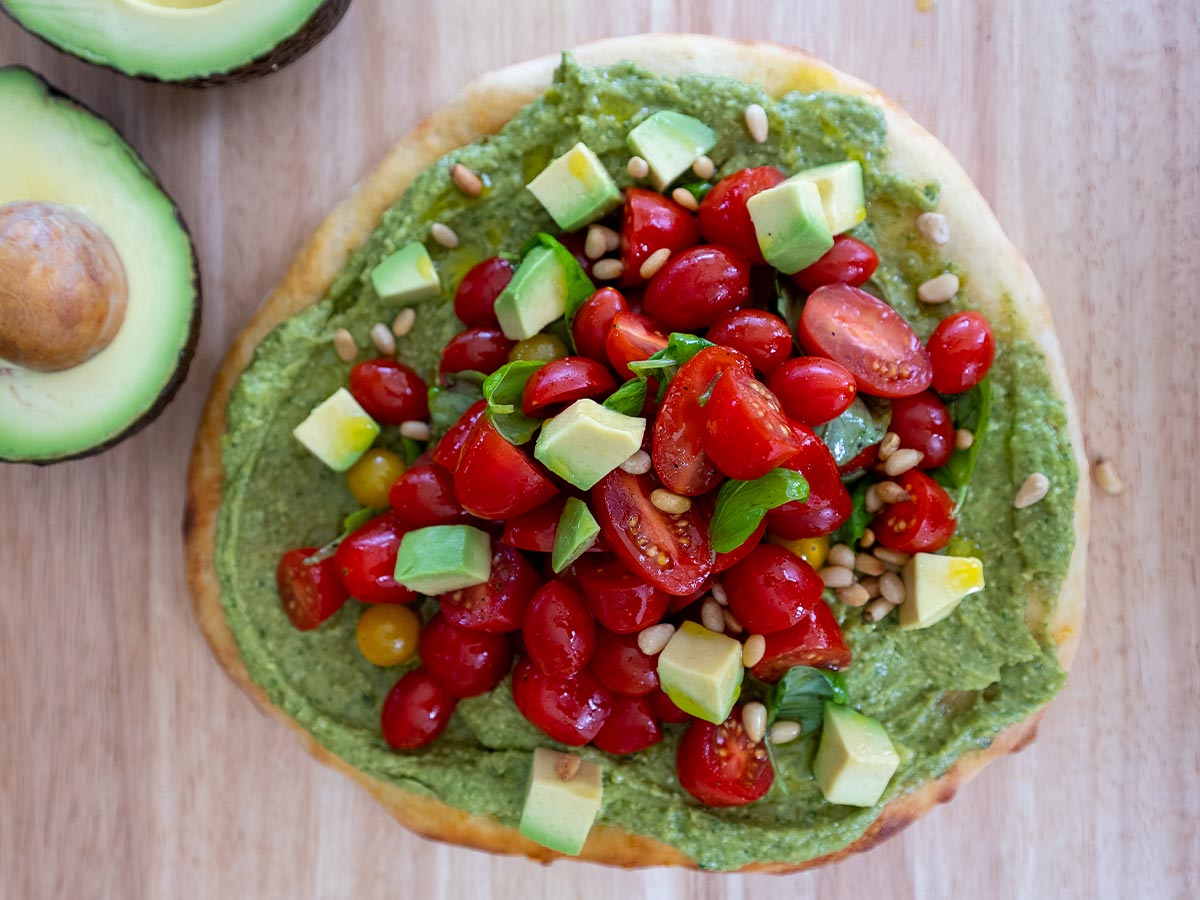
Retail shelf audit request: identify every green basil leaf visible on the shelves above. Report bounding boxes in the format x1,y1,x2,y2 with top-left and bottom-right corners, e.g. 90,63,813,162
603,378,648,417
525,233,596,334
776,273,802,341
766,665,849,735
482,360,544,445
709,468,809,554
303,507,379,564
816,397,890,467
676,181,712,202
830,479,872,546
627,332,714,385
428,370,486,438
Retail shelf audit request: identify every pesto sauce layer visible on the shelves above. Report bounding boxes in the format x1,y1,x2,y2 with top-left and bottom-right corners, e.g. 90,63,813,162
217,57,1077,870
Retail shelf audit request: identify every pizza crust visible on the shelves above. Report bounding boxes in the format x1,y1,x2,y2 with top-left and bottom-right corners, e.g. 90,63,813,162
184,34,1089,872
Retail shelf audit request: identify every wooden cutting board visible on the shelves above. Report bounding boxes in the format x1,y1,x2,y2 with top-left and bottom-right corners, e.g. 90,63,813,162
1,2,1196,898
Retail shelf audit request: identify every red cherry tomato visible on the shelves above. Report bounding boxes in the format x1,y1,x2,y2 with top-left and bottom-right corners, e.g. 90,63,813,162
676,711,774,807
454,418,558,519
647,687,693,724
653,345,754,496
750,600,851,682
592,469,714,597
799,284,933,398
643,245,750,331
792,234,880,293
522,581,596,679
871,469,957,554
697,167,786,264
500,496,608,555
572,554,672,634
620,187,701,287
439,544,542,633
765,423,852,538
889,391,954,468
928,311,996,394
767,357,858,426
276,548,348,631
573,288,630,364
439,327,515,377
334,513,416,604
593,697,663,754
381,668,456,750
589,628,659,697
418,613,513,698
522,356,618,416
605,311,669,379
705,309,793,376
511,658,612,746
454,257,513,327
701,370,798,481
389,464,469,528
722,544,825,634
348,359,430,425
431,399,487,470
839,442,880,476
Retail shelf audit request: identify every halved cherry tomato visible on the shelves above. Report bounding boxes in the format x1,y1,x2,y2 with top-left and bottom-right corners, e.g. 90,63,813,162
589,628,659,697
511,658,612,746
381,668,456,750
418,613,513,698
522,356,617,415
701,370,797,481
799,284,933,398
792,234,880,293
333,513,416,604
765,423,852,538
276,548,348,631
697,167,787,264
676,711,774,807
620,188,700,287
389,463,469,528
889,391,954,468
705,309,793,376
522,581,596,679
348,359,430,425
653,345,753,496
573,554,671,633
722,544,825,635
454,257,513,327
593,697,663,754
431,399,487,470
927,311,996,394
767,357,858,426
750,599,851,682
454,418,558,519
606,311,669,379
439,327,515,377
642,245,750,331
871,469,957,554
439,544,541,633
592,469,714,596
573,288,629,363
647,687,693,724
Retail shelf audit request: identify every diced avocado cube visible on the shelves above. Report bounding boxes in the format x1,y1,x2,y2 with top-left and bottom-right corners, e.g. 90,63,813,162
393,525,492,595
493,246,567,341
813,703,900,807
369,241,441,304
518,748,603,856
292,387,380,472
534,399,646,490
788,160,867,235
899,553,985,630
747,178,834,274
526,142,622,232
657,621,744,725
551,497,600,574
626,110,717,191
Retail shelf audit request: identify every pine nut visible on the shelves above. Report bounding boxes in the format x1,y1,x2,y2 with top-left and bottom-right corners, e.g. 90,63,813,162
742,634,766,668
637,623,675,656
769,720,803,745
618,449,652,475
742,702,767,744
1093,458,1124,495
370,323,396,356
873,547,911,566
701,598,725,633
744,103,769,143
429,222,459,248
916,212,950,245
450,163,483,196
399,420,431,441
820,566,855,588
1014,473,1050,509
671,187,699,211
917,272,960,304
392,307,416,337
955,428,975,450
592,259,624,281
650,488,691,515
860,576,881,598
602,226,621,252
627,156,650,179
876,481,911,504
333,327,357,362
884,448,923,477
828,543,855,569
711,583,728,606
692,155,716,180
855,553,887,576
722,608,744,635
837,583,871,607
860,528,876,549
584,224,608,260
879,571,906,604
879,431,901,460
865,484,883,513
639,247,671,280
556,753,582,781
863,598,897,622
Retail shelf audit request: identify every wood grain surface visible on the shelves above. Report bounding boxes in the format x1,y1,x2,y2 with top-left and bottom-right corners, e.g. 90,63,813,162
1,2,1196,898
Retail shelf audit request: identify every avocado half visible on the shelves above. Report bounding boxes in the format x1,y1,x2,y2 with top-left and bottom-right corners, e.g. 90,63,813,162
1,0,351,87
0,68,200,464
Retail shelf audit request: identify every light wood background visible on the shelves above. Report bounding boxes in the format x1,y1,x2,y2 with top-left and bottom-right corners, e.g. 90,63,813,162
2,2,1197,898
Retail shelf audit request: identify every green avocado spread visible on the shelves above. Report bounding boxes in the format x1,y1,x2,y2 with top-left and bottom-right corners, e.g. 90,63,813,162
217,57,1078,870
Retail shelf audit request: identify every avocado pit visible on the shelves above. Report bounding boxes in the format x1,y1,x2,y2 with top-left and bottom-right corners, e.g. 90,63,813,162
0,201,128,372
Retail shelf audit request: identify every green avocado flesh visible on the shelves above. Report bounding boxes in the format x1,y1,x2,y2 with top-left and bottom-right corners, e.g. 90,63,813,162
216,58,1078,870
0,68,197,463
2,0,332,83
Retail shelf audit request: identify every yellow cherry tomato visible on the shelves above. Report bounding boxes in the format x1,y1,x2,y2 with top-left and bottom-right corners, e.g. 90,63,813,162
356,604,421,667
346,448,406,508
769,534,829,570
508,333,568,363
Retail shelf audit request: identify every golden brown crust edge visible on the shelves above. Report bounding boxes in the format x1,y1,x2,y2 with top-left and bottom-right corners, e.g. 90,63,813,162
184,34,1089,873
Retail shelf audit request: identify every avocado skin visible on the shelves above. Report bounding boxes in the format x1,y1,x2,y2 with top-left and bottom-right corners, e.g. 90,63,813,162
0,0,351,88
0,67,201,466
